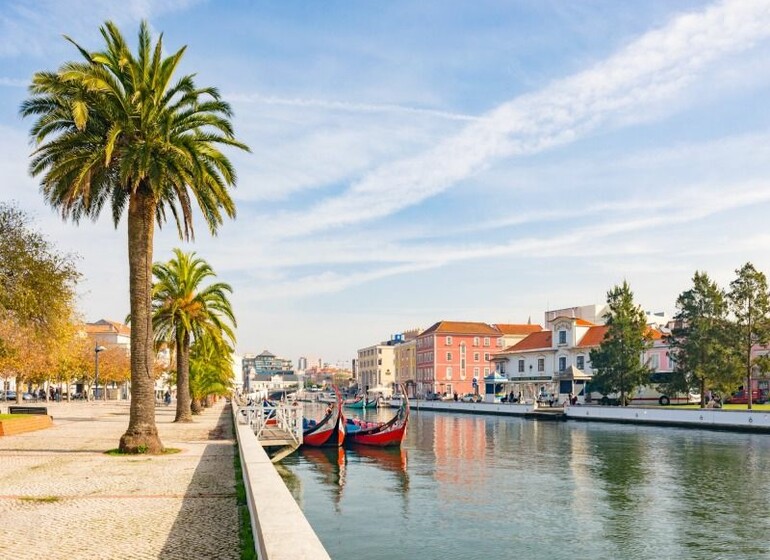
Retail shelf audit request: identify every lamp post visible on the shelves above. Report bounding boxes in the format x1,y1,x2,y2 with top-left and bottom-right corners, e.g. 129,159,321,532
94,344,106,401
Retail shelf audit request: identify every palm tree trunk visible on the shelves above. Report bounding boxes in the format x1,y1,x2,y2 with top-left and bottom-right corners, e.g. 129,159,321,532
174,330,193,422
119,190,164,454
191,398,202,414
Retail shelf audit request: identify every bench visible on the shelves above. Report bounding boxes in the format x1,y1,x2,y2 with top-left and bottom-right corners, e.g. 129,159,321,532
9,406,48,415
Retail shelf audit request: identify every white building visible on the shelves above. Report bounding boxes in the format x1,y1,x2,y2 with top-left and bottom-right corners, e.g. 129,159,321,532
492,316,607,403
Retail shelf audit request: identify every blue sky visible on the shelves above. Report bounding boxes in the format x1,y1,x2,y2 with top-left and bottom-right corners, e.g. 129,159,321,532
2,0,770,365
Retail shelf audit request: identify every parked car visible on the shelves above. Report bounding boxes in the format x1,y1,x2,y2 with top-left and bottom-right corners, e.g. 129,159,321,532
2,390,16,401
725,389,767,404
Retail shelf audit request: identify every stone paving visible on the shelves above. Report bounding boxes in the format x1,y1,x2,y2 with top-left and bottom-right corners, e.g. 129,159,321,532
0,399,239,559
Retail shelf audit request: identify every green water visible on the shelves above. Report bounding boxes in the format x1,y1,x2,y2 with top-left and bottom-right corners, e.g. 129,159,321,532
279,406,770,559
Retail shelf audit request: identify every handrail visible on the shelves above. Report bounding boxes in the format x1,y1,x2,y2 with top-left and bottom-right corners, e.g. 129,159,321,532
242,402,304,446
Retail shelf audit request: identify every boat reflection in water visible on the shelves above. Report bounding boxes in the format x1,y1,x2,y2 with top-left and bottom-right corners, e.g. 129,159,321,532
300,446,347,510
348,446,409,493
299,445,409,505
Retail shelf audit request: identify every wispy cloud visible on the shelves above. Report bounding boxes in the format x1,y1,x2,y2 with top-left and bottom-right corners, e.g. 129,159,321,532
0,0,200,57
228,92,481,122
262,0,770,238
240,179,770,300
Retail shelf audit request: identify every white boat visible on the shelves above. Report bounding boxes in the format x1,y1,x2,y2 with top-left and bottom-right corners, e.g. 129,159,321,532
383,395,405,408
317,392,337,404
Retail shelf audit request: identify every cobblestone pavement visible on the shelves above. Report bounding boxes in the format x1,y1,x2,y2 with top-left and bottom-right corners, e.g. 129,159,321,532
0,399,239,559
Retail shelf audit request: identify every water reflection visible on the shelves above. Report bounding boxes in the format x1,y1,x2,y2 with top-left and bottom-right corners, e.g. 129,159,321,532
300,447,347,511
348,446,409,493
281,410,770,560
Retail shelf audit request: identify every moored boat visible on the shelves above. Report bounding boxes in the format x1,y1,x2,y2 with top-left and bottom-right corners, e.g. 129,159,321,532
303,391,345,447
343,395,378,409
345,393,409,447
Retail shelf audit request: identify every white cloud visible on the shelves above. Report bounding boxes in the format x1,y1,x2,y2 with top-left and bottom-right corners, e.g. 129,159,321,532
261,0,770,238
235,179,770,300
228,92,481,122
0,0,200,57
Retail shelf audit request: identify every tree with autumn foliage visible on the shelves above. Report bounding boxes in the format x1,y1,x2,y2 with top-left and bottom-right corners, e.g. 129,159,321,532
0,203,80,400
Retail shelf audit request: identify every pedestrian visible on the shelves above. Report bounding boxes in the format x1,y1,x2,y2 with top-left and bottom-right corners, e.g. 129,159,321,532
164,390,171,405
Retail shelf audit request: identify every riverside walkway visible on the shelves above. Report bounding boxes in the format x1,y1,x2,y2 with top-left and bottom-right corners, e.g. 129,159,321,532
0,399,239,560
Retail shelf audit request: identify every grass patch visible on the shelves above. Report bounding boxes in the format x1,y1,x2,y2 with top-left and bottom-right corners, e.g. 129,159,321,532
19,495,60,503
678,403,770,411
234,440,257,560
0,414,33,420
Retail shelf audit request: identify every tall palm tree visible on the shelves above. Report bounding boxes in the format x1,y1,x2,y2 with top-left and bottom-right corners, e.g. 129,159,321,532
153,249,236,423
21,21,248,453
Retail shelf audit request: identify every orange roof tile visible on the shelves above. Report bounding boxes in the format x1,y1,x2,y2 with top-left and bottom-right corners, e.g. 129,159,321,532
576,326,609,347
509,331,553,351
493,324,544,335
551,316,596,326
420,321,501,336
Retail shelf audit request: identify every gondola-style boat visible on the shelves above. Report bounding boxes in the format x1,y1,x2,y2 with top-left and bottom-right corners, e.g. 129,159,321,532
303,391,345,447
345,394,409,447
343,395,378,409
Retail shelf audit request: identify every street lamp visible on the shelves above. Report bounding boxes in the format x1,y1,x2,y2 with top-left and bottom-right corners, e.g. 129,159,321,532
94,344,106,401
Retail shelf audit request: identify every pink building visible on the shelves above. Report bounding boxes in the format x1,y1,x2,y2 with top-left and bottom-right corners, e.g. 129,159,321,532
415,321,539,398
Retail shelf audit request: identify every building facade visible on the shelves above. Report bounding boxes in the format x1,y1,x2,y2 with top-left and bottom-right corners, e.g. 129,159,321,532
356,341,396,394
242,350,293,390
416,321,502,398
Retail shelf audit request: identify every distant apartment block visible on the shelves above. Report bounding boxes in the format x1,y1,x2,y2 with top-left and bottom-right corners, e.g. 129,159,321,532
242,349,293,390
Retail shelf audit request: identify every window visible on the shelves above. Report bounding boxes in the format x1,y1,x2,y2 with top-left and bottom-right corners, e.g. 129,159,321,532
484,337,490,347
496,338,503,347
446,352,452,361
558,330,567,345
484,353,490,361
474,367,480,376
484,367,490,375
538,358,545,372
576,355,585,370
474,352,480,362
446,336,452,345
558,356,567,372
446,367,452,380
649,354,660,370
518,360,525,373
473,337,480,346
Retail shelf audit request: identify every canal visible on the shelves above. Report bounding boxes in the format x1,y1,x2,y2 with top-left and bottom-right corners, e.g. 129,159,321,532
279,405,770,559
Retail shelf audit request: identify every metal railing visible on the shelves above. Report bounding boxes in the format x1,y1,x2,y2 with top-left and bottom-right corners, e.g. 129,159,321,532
241,401,304,446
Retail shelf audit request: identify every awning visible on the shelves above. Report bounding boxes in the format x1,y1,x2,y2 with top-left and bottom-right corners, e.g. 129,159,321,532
557,365,592,381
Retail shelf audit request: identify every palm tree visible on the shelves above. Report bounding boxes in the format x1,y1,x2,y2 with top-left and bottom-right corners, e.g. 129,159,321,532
152,249,236,423
190,334,234,413
21,21,248,453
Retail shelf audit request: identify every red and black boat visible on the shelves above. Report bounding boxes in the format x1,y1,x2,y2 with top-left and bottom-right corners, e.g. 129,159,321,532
303,390,345,447
345,393,409,447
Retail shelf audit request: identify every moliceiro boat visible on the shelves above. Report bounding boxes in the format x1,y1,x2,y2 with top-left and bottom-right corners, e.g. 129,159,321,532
343,394,378,409
345,394,409,447
303,391,345,447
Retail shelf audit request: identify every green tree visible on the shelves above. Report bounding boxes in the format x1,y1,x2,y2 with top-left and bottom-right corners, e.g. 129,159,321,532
152,249,236,423
727,262,770,410
589,281,652,406
666,271,741,407
21,22,248,452
189,334,234,413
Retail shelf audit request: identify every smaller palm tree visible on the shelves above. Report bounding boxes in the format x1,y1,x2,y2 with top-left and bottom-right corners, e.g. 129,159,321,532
190,335,234,412
152,249,235,422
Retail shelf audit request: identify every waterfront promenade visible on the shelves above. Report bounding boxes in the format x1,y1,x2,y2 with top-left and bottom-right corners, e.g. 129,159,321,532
0,400,239,560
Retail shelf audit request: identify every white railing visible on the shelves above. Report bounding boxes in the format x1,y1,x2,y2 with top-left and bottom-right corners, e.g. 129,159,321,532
241,402,304,446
